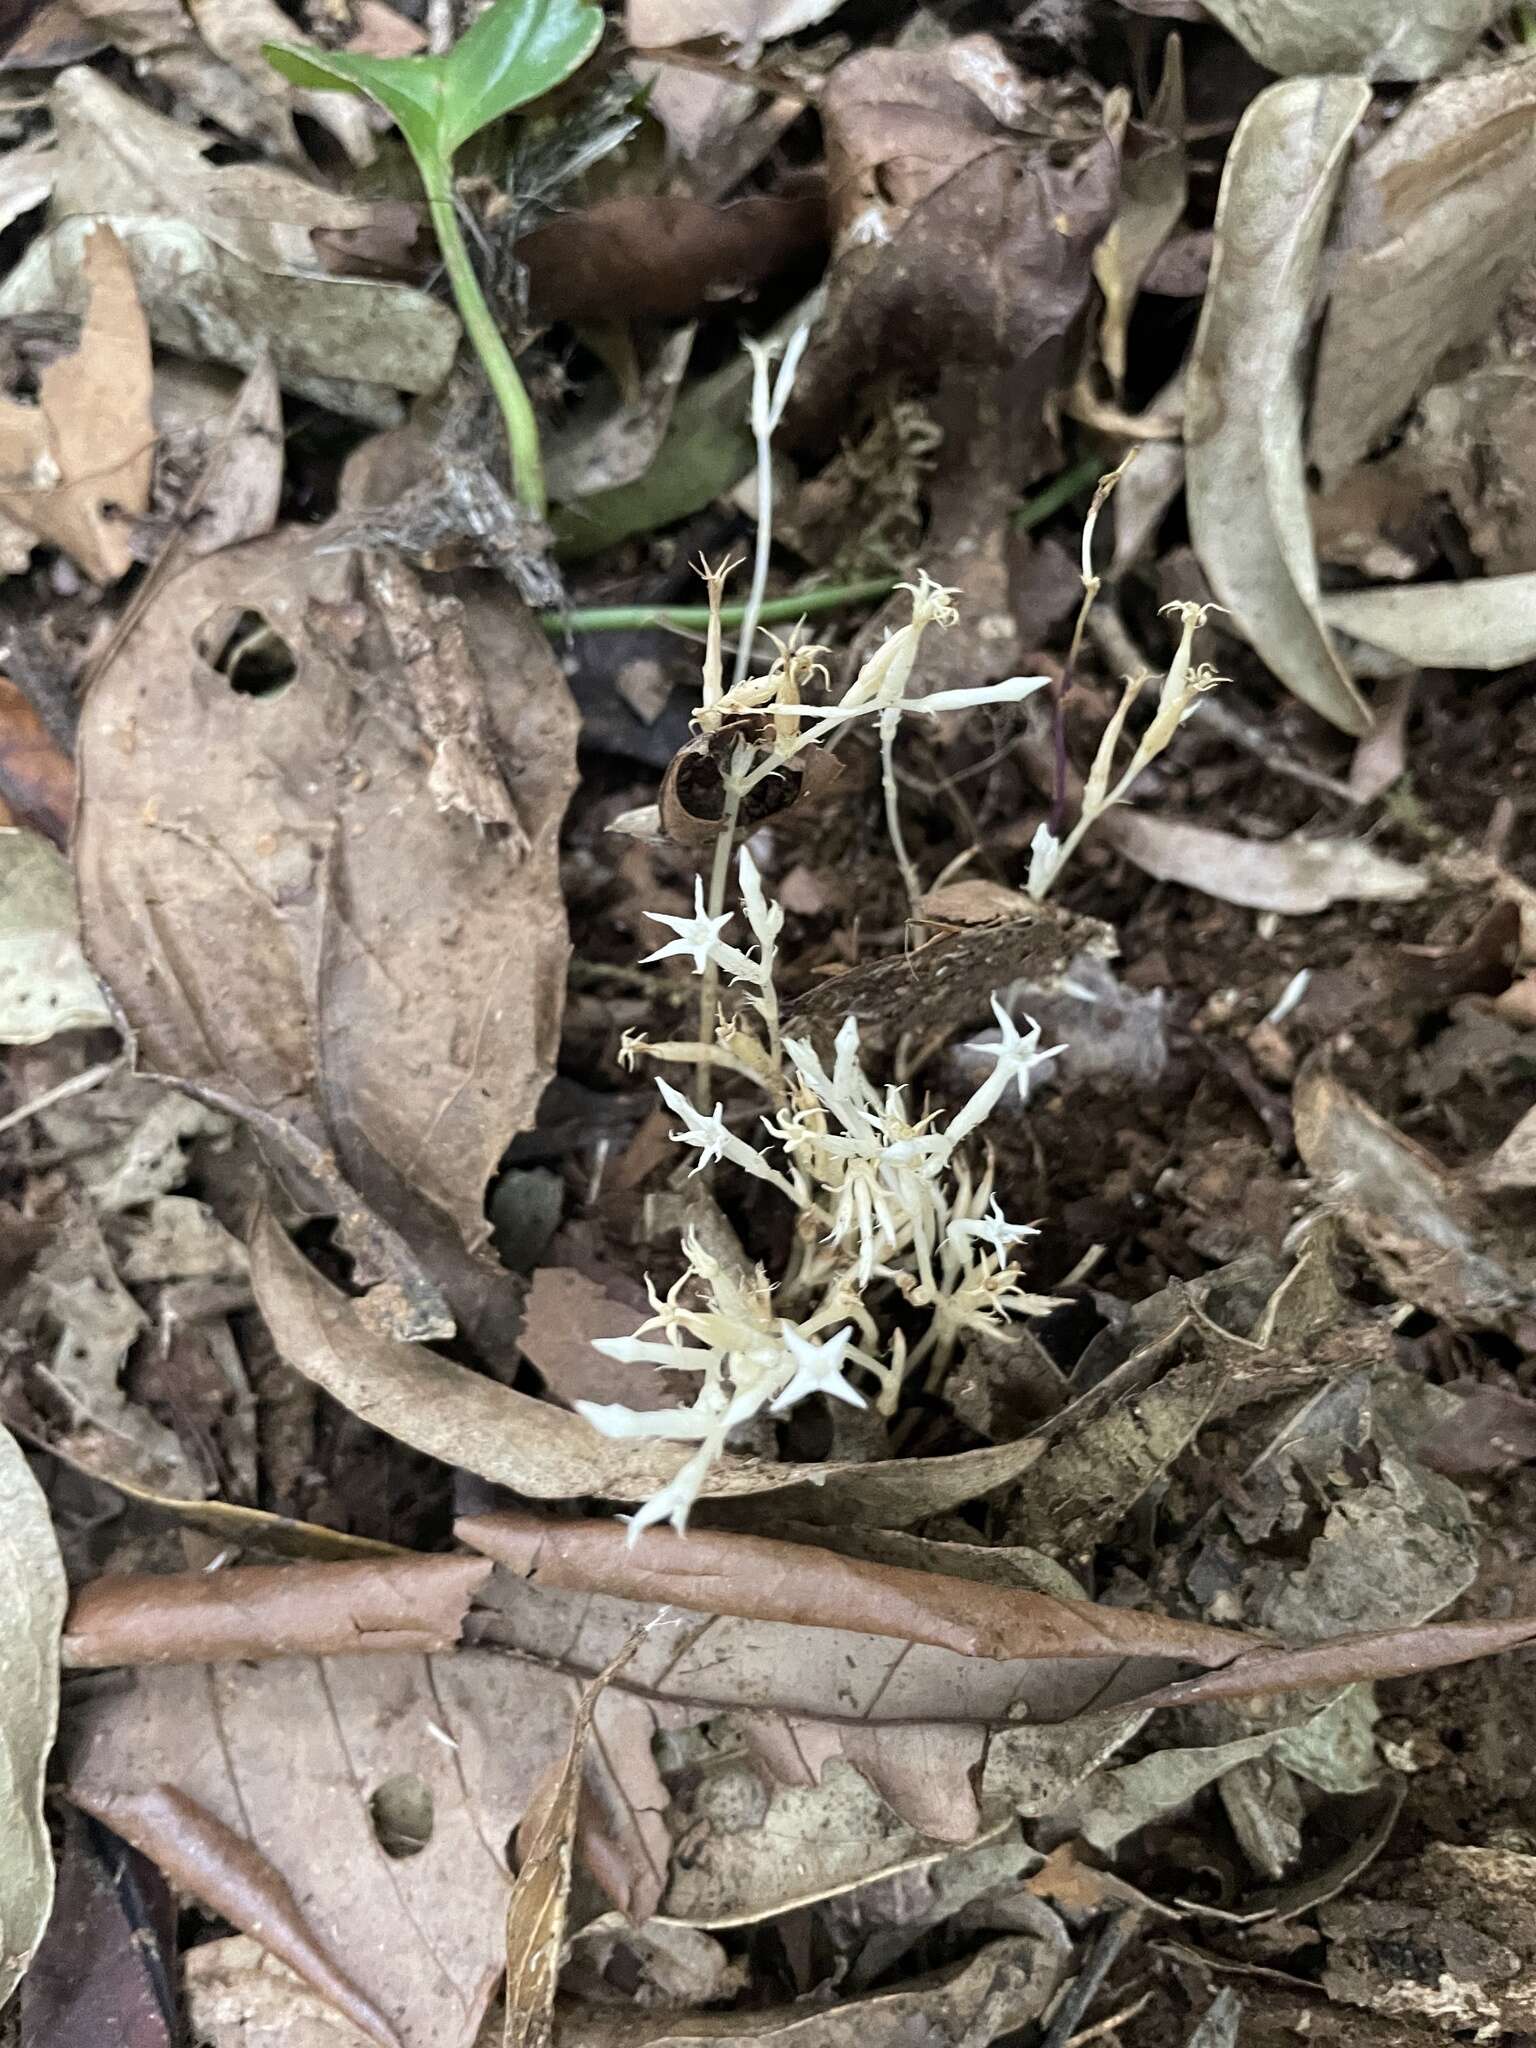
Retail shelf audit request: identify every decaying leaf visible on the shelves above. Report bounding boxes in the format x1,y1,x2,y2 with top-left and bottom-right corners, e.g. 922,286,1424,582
1294,1064,1536,1331
0,829,111,1043
185,1936,378,2048
1311,55,1536,485
550,1936,1063,2048
1100,811,1426,915
1198,0,1505,84
1321,573,1536,669
65,1651,662,2048
786,35,1120,686
73,530,576,1269
626,0,842,48
0,221,152,583
60,1555,492,1667
459,1511,1248,1667
517,1264,686,1414
543,326,697,505
0,1419,68,2007
1094,40,1186,394
1184,77,1372,735
0,68,458,421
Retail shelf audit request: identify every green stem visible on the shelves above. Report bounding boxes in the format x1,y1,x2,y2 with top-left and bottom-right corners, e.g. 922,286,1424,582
545,576,897,638
427,179,546,520
1012,454,1103,532
540,458,1103,635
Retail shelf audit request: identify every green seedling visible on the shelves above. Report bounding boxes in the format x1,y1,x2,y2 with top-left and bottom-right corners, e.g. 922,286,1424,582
265,0,603,519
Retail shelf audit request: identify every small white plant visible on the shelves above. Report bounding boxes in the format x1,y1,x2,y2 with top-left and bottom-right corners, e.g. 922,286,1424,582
580,842,1064,1537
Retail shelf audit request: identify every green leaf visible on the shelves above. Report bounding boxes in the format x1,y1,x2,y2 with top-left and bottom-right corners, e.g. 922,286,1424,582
263,0,603,169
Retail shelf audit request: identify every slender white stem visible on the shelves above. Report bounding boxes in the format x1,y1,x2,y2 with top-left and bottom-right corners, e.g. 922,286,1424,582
692,778,746,1113
880,708,921,909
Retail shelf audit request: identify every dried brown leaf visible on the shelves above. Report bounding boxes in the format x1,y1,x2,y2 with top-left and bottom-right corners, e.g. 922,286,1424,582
1311,56,1536,485
1100,811,1426,914
518,1265,686,1414
74,531,575,1269
1294,1064,1536,1330
1094,39,1186,394
523,187,825,326
0,222,151,583
0,679,73,846
787,902,1113,1061
458,1512,1248,1669
60,1555,492,1668
68,1787,400,2048
251,1216,1066,1526
66,1651,666,2048
549,1934,1061,2048
1185,77,1372,735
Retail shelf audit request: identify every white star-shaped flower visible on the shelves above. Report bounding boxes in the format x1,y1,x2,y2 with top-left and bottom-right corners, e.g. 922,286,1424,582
642,878,735,975
654,1078,730,1174
769,1324,866,1414
966,999,1064,1101
949,1199,1039,1258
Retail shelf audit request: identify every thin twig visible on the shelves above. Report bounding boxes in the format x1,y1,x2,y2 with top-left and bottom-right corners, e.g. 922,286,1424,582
1041,1911,1145,2048
0,1059,118,1138
1065,1988,1155,2047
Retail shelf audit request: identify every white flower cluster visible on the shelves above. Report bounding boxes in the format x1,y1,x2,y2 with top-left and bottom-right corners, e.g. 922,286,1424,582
578,845,1064,1537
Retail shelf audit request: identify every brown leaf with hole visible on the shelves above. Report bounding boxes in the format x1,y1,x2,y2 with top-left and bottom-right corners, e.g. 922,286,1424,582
458,1512,1250,1670
73,529,575,1278
67,1786,401,2048
60,1555,491,1668
67,1652,676,2048
521,185,826,326
0,222,151,583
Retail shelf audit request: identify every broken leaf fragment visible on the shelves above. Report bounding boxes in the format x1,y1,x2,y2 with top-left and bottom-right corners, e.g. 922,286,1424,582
0,829,111,1043
1184,77,1372,735
0,221,151,583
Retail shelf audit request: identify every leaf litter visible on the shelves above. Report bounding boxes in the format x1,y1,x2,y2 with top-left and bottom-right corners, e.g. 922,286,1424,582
7,1,1536,2044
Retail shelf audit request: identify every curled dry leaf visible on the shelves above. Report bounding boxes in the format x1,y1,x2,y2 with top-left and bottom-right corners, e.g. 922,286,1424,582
1321,574,1536,670
1100,811,1426,915
1184,77,1372,736
1294,1064,1536,1331
0,68,457,422
0,829,111,1043
1094,39,1186,394
550,1935,1063,2048
250,1214,1069,1527
0,222,151,584
73,530,576,1269
65,1651,668,2048
60,1555,492,1668
1310,55,1536,487
0,1419,68,2007
458,1511,1248,1669
0,678,74,847
1197,0,1505,83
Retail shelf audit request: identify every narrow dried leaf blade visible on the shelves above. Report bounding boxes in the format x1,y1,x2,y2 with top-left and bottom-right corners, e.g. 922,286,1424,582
1322,574,1536,669
1184,77,1372,734
0,1419,68,2006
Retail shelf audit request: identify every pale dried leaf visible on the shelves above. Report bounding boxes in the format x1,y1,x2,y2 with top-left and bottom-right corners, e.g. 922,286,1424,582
0,1421,67,2006
1101,811,1426,914
1185,77,1372,734
0,222,152,583
627,0,842,50
1198,0,1503,79
0,829,111,1043
1094,40,1186,393
1322,573,1536,669
186,1936,380,2048
544,326,696,502
0,138,54,236
1311,55,1536,484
